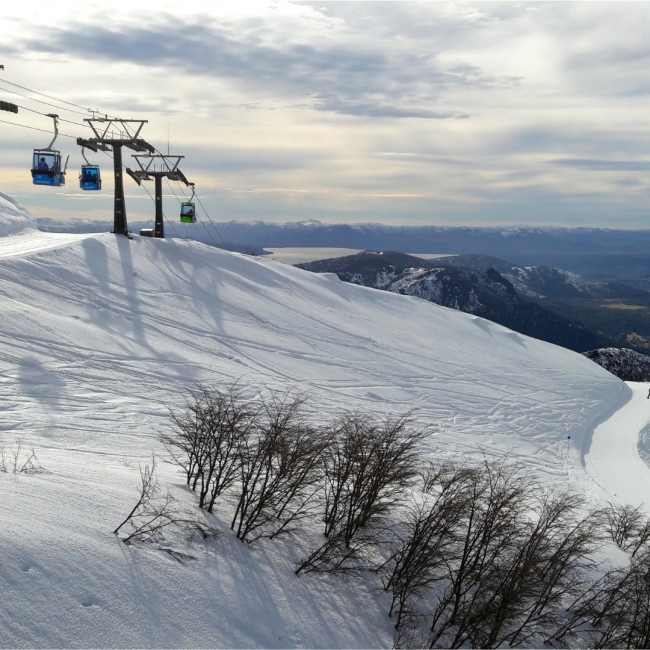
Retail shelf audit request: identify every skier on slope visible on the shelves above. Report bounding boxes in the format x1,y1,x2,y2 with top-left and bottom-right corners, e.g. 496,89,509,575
647,387,650,399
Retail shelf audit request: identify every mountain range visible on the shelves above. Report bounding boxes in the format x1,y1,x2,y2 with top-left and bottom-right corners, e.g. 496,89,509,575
36,217,650,292
297,251,650,353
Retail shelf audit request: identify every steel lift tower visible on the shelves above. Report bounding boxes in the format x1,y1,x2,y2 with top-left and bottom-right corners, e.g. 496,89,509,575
78,118,154,237
126,154,190,239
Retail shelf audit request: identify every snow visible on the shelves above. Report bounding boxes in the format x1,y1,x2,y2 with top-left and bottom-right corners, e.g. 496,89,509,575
584,382,650,512
0,192,37,236
0,229,98,259
0,194,643,647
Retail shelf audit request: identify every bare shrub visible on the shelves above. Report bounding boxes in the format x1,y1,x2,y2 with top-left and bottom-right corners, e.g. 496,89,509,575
161,383,257,513
604,502,650,557
385,459,602,649
296,411,426,574
294,527,377,575
473,492,601,649
554,550,650,648
113,457,179,544
181,519,221,542
230,389,327,542
0,437,43,474
380,461,477,630
423,458,532,647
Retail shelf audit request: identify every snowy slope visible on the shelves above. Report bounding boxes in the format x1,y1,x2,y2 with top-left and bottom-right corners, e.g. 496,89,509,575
585,382,650,512
0,192,36,236
0,197,632,647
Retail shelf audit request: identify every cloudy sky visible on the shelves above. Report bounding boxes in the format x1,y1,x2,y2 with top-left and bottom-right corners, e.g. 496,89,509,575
1,1,650,228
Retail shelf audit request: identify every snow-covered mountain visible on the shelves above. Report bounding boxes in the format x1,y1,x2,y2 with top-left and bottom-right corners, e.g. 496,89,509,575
429,253,650,302
0,195,638,647
298,251,606,352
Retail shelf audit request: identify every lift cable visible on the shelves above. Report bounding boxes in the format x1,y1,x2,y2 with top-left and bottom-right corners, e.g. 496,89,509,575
0,78,120,140
163,166,226,247
0,116,79,139
0,77,110,117
194,194,227,246
167,176,226,247
0,84,93,118
8,100,92,129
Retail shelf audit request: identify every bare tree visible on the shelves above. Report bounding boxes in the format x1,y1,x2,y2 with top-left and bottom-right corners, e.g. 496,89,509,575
382,459,604,649
554,549,650,649
380,462,477,630
424,458,532,648
294,528,377,575
230,389,327,542
113,458,178,544
474,492,602,649
297,411,427,574
161,383,257,512
604,502,650,557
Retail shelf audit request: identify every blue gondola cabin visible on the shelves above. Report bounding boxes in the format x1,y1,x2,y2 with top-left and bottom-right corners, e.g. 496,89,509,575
31,150,65,187
79,165,101,191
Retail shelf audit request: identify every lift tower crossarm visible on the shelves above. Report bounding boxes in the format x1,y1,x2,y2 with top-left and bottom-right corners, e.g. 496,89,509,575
126,154,191,240
76,138,110,153
85,118,149,142
83,118,154,237
131,154,184,174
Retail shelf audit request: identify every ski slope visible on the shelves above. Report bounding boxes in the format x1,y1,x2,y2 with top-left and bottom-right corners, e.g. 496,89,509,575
0,196,636,647
585,382,650,511
0,230,97,259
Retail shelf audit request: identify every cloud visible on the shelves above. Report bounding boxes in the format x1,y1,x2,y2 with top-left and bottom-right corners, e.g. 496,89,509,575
6,2,650,227
8,16,507,119
549,159,650,172
311,94,469,119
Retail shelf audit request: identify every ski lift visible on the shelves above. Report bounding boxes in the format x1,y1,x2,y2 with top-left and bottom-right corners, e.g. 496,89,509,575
79,147,101,191
31,114,68,187
180,183,196,223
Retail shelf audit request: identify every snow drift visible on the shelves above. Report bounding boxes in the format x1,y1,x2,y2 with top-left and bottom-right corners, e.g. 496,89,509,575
0,200,631,647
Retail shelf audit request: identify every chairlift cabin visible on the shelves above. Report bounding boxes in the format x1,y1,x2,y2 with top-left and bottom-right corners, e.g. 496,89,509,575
31,114,67,187
180,183,196,223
